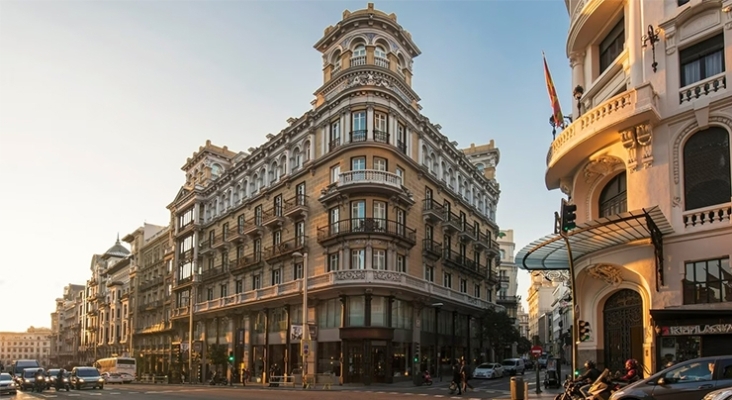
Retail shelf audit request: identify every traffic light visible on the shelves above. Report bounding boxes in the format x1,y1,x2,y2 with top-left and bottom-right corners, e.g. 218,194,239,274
414,343,420,363
560,199,577,232
228,351,234,363
579,320,591,342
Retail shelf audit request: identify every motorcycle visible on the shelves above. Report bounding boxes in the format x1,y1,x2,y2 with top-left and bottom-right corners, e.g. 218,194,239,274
33,376,46,393
209,373,228,386
554,376,584,400
55,376,71,392
421,370,433,386
554,369,623,400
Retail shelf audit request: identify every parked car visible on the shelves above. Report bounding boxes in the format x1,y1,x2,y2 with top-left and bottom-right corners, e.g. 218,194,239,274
70,367,104,390
610,355,732,400
472,363,504,379
523,358,535,370
119,372,134,384
502,358,526,376
102,372,124,384
0,372,17,395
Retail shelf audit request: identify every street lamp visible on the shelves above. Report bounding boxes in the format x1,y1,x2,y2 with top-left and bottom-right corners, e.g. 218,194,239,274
431,302,443,380
292,251,309,388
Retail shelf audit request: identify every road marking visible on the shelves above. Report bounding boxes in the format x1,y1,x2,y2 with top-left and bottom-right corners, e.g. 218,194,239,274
67,394,81,397
109,392,120,395
41,395,58,398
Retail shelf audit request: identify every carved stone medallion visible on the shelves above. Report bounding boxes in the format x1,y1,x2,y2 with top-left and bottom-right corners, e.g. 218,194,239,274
587,264,623,286
583,155,624,183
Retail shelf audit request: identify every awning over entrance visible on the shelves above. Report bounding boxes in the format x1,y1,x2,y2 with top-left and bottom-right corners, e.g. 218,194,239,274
516,206,674,288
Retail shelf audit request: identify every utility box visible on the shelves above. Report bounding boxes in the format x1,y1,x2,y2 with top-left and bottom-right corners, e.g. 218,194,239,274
510,376,525,400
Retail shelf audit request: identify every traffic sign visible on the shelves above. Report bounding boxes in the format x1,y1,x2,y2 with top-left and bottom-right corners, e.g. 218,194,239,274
531,345,543,357
302,340,310,356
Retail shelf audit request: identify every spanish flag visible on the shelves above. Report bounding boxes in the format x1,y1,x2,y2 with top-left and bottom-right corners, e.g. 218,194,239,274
543,52,565,128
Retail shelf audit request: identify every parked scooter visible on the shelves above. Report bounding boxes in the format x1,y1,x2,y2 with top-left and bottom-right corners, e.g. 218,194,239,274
208,372,228,386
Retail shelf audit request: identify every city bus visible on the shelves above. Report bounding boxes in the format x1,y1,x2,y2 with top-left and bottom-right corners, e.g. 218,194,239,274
94,357,136,379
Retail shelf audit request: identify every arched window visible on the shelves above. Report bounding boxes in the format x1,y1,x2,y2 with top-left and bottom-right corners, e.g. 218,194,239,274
599,172,627,217
374,46,388,68
683,127,731,210
352,44,366,66
332,50,342,72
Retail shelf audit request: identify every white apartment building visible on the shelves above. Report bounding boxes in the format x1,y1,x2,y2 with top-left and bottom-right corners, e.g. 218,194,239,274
496,229,520,316
550,283,573,362
527,271,556,347
50,284,85,367
0,327,53,368
517,304,530,339
519,0,732,373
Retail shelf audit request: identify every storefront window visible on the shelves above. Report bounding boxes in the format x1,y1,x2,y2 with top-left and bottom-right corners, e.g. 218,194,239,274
658,336,701,369
391,299,413,329
317,299,341,328
318,342,341,375
348,296,365,326
392,342,411,377
371,296,387,327
291,304,302,325
421,307,434,332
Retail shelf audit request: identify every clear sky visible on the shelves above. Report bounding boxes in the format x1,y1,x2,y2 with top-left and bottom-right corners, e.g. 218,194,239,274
0,0,570,332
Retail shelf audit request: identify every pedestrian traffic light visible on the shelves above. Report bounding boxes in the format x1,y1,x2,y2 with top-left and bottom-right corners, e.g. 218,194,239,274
560,199,577,232
579,320,591,342
228,351,234,363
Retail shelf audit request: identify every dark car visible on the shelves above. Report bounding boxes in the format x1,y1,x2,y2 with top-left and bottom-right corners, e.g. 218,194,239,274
609,355,732,400
18,367,45,391
70,367,104,390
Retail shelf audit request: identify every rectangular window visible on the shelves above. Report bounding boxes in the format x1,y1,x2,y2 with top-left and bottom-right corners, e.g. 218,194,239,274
252,274,261,290
222,223,229,241
680,34,725,87
396,254,406,273
329,206,340,235
374,112,388,142
274,194,282,216
253,238,262,261
397,123,407,154
459,279,467,293
373,200,387,230
683,257,731,304
373,157,387,171
372,249,386,270
220,284,227,298
237,215,245,233
294,262,303,279
600,18,625,73
235,280,243,294
474,283,481,299
330,120,341,150
351,156,366,170
271,269,281,285
443,272,452,289
295,221,305,246
424,265,434,282
254,205,262,225
352,111,367,141
206,288,214,301
330,164,341,183
351,249,365,270
328,252,340,272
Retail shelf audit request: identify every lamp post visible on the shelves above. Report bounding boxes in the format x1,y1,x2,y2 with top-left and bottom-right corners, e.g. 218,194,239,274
187,273,199,384
293,252,309,387
431,302,443,380
573,85,584,116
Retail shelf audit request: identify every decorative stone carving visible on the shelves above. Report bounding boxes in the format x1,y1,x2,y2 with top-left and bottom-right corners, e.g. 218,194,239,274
347,72,390,89
569,51,586,68
583,155,624,183
635,124,653,168
543,270,570,283
663,26,677,54
619,128,638,171
335,270,366,281
587,264,623,286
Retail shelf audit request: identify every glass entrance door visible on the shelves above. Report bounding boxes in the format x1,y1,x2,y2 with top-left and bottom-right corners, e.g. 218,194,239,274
371,343,388,383
345,341,364,384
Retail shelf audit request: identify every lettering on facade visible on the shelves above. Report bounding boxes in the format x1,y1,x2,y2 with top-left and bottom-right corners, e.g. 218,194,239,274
663,323,732,336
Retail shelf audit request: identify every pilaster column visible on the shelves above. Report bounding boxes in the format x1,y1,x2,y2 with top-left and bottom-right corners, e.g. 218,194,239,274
344,108,351,138
284,150,291,176
389,112,398,145
569,51,585,118
627,0,643,87
366,105,374,140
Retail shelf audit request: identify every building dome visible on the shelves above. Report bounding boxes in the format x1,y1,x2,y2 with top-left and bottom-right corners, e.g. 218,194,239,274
104,234,130,258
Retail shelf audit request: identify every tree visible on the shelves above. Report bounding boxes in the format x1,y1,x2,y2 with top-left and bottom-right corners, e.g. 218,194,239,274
477,308,520,361
516,337,532,355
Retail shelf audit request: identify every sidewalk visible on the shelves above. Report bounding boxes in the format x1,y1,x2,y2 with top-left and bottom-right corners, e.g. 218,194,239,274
490,388,562,400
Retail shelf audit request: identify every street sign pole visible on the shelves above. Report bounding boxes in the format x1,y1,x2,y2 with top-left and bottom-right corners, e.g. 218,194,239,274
530,346,542,395
556,209,580,377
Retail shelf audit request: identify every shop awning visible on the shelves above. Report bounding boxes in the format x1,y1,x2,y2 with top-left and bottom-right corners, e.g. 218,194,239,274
516,206,673,289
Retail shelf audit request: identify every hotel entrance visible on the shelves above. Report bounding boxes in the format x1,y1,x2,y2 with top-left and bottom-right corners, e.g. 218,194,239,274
343,339,391,384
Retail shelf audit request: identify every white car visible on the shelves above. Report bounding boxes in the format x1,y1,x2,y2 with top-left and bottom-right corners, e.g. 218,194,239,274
0,372,18,395
101,372,124,384
119,373,134,384
472,363,504,379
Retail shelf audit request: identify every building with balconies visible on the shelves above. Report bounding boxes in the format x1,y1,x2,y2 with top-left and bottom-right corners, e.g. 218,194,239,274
124,223,173,377
496,229,520,317
527,272,556,347
80,237,130,364
50,284,85,367
166,3,503,386
0,327,52,368
518,0,732,374
517,304,530,340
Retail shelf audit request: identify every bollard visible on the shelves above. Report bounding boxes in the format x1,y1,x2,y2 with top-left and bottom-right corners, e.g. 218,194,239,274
510,376,525,400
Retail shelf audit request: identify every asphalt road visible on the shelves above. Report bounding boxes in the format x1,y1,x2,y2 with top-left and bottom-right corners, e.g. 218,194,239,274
9,371,561,400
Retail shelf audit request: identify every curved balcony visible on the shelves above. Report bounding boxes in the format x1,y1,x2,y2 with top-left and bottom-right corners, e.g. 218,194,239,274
567,0,623,54
545,82,660,189
317,218,416,248
187,270,500,317
320,169,413,205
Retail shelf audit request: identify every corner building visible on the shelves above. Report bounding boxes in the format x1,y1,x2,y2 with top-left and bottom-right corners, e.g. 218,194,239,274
168,3,503,385
518,0,732,374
